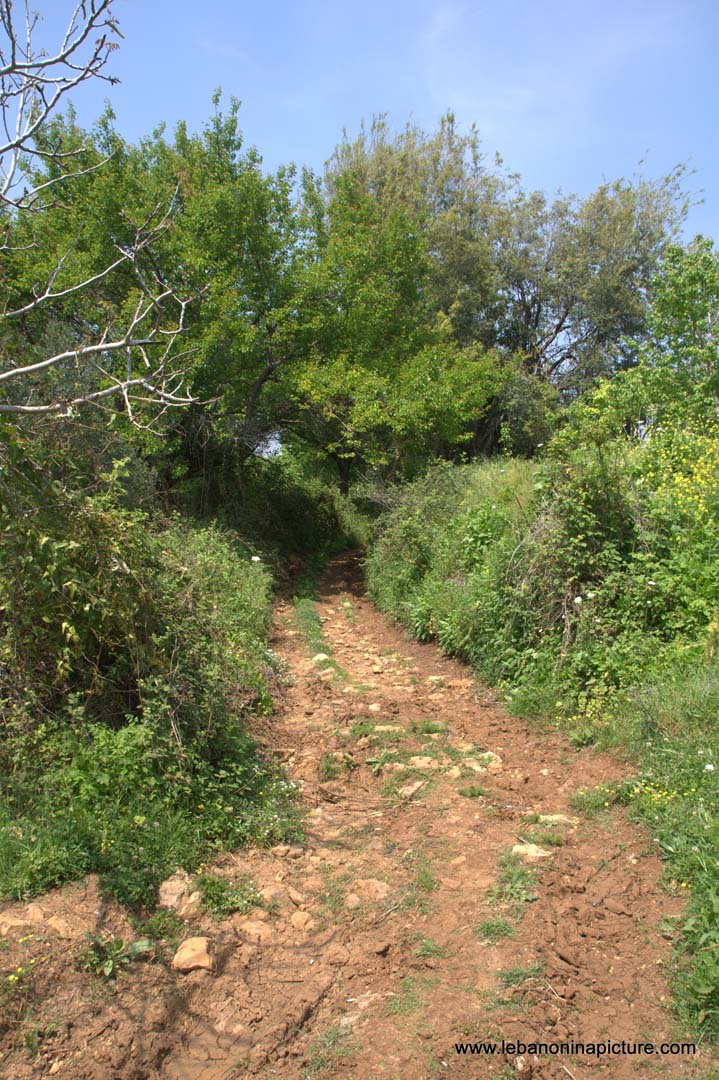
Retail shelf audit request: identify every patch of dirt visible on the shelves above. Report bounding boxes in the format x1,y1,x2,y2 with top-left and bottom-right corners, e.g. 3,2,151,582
0,551,714,1079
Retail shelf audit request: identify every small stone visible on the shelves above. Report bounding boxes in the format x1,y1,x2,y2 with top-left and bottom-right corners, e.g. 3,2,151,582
272,844,290,857
345,893,361,910
326,944,350,966
311,653,330,664
440,878,462,891
0,914,37,936
259,885,292,911
247,906,269,921
287,845,304,860
463,759,488,773
373,940,391,955
604,898,632,917
354,878,391,901
408,756,441,770
450,855,467,866
375,724,403,732
172,937,214,973
447,766,462,778
48,1063,63,1076
368,703,382,713
287,887,305,907
512,843,552,861
158,869,201,918
237,919,274,943
538,813,579,826
47,916,75,937
399,780,426,799
291,910,316,932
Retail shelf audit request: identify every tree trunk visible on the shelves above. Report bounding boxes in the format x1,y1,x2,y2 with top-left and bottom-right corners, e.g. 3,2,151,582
335,455,352,496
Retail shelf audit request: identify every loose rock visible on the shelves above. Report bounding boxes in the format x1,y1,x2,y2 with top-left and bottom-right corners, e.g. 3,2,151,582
512,843,553,861
158,869,202,918
172,937,214,973
399,780,426,799
354,878,391,901
290,910,316,932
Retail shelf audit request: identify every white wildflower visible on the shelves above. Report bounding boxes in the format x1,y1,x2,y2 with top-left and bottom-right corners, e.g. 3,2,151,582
251,555,261,562
705,763,714,772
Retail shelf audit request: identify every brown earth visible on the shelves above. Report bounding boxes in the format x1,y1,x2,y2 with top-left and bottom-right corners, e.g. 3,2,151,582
0,551,715,1080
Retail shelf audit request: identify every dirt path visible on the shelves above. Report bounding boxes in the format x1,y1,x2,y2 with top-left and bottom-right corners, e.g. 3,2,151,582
1,552,715,1079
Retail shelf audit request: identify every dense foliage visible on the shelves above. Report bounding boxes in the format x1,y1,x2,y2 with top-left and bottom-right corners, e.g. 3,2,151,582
367,238,719,1030
1,1,718,1034
0,423,306,904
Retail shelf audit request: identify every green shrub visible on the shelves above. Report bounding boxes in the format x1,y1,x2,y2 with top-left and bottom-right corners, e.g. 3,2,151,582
196,872,262,917
367,437,719,1034
174,448,372,559
0,442,302,906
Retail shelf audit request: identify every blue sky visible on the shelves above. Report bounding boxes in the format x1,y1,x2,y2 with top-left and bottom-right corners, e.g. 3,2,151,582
51,0,718,237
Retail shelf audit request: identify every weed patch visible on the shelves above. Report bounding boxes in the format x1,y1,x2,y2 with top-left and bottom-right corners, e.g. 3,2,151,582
197,873,262,917
387,976,422,1015
401,853,439,913
474,918,515,943
80,933,153,979
414,936,448,958
498,962,543,988
0,516,303,908
488,853,538,916
304,1025,356,1078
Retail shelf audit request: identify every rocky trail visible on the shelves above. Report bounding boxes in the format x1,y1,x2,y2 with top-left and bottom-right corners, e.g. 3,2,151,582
1,551,715,1080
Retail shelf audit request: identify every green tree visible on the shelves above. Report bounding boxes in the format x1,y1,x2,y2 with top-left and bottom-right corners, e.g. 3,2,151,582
553,237,719,452
327,115,687,416
326,113,505,349
287,173,501,490
492,176,687,393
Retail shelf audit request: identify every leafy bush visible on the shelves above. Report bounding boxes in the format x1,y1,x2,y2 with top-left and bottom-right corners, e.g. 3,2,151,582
367,435,719,1034
174,447,372,559
196,872,262,917
0,433,302,906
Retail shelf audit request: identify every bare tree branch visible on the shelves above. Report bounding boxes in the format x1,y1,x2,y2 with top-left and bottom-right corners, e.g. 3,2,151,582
0,0,122,211
0,2,201,425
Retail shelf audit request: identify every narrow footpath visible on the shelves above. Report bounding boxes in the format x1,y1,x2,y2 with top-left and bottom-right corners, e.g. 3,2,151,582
1,551,714,1080
163,551,711,1079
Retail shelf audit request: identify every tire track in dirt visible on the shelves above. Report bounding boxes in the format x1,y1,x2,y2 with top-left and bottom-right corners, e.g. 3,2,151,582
0,551,715,1080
